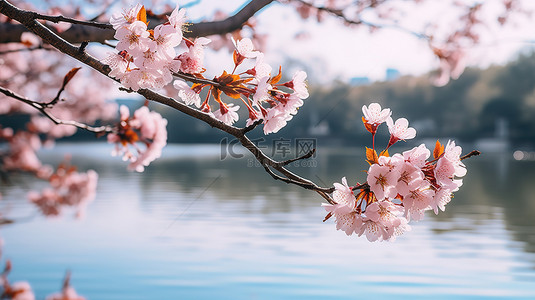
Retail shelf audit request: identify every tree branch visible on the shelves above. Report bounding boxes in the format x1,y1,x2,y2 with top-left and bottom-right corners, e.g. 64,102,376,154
461,150,481,160
186,0,274,37
289,0,429,40
0,0,275,44
0,86,113,134
28,10,112,29
276,148,315,167
0,0,335,204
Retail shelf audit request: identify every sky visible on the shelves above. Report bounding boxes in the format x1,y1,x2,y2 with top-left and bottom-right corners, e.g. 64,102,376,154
184,0,535,83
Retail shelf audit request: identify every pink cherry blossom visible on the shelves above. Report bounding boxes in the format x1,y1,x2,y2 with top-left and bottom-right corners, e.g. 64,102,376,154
213,103,240,126
20,32,40,47
443,140,467,176
365,200,404,228
249,53,272,81
153,24,182,59
28,166,98,218
2,131,42,173
133,48,167,72
361,201,408,241
362,103,391,125
275,93,304,116
402,180,434,221
434,141,465,191
289,71,309,99
336,212,363,235
357,219,387,242
108,106,168,172
367,164,399,200
174,80,201,107
168,5,187,30
323,177,356,215
121,68,166,91
46,286,85,300
386,117,416,145
110,4,143,29
178,37,211,74
253,77,272,104
377,153,403,172
8,281,35,300
385,216,411,242
245,109,262,127
402,144,430,168
128,106,168,172
431,188,453,214
233,37,259,59
114,21,151,57
395,161,424,196
103,51,130,80
262,108,289,135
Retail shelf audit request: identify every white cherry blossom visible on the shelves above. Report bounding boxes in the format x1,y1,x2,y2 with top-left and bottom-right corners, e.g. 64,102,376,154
362,103,391,125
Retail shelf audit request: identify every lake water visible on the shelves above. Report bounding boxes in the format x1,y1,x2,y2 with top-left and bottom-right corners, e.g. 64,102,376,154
1,143,535,299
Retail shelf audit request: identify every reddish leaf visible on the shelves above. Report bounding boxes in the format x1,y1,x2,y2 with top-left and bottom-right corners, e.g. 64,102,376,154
323,211,333,222
433,140,444,159
137,6,147,24
270,66,282,85
211,88,222,103
379,149,389,157
366,147,379,165
62,67,81,88
220,87,241,99
217,71,240,85
362,117,375,134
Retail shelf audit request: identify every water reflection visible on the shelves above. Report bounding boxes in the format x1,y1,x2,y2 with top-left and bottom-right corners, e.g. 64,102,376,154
1,143,534,299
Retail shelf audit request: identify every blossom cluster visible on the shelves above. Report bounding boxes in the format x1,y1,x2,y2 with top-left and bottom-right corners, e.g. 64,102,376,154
104,4,185,91
173,38,309,135
107,105,168,172
324,103,467,242
0,260,84,300
28,160,98,218
105,4,309,135
1,30,117,140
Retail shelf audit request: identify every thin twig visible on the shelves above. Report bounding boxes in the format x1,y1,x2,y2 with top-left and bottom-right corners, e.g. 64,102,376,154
276,148,315,167
0,86,113,134
352,182,369,191
461,150,481,160
291,0,429,40
241,119,263,134
30,10,112,29
0,44,50,55
173,72,221,87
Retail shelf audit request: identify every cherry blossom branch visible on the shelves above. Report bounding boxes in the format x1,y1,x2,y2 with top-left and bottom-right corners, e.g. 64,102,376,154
0,0,275,44
461,150,481,160
0,86,113,134
173,72,222,88
0,0,335,204
242,119,263,134
289,0,429,40
187,0,274,37
0,44,52,54
26,10,113,29
276,148,315,167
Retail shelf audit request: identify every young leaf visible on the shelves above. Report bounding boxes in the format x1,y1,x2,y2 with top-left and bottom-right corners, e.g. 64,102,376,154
379,149,389,157
433,140,444,159
362,117,375,134
366,147,379,164
62,67,81,88
270,66,282,85
137,6,147,25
